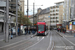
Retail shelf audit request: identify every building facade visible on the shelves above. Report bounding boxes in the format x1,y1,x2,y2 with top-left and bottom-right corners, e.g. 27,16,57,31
20,0,24,13
0,0,21,14
0,0,16,32
50,1,64,29
63,0,75,32
0,9,16,32
38,7,50,29
29,16,33,25
9,0,21,13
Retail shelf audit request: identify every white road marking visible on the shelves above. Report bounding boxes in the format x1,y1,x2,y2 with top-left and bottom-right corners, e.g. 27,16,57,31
47,32,52,50
57,31,75,46
57,33,67,50
63,37,75,46
0,38,30,48
51,42,54,50
42,37,44,39
37,37,39,41
7,37,36,50
24,37,44,50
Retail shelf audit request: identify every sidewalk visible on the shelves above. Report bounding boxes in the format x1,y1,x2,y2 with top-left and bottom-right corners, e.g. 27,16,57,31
56,31,75,37
0,32,4,35
0,35,32,48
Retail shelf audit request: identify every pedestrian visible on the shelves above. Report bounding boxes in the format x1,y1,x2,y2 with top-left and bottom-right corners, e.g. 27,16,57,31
34,27,37,34
63,28,65,34
57,28,59,32
32,27,35,34
18,27,20,36
30,27,32,34
28,27,30,34
64,28,66,33
11,28,13,39
24,28,27,35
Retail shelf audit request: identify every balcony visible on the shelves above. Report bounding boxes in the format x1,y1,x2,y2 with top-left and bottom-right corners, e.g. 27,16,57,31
18,1,21,6
9,8,16,11
9,2,16,4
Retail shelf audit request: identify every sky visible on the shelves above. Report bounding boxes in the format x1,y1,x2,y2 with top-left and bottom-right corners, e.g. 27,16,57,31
24,0,64,15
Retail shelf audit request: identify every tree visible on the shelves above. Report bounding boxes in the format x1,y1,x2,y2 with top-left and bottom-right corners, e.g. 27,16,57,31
14,11,32,25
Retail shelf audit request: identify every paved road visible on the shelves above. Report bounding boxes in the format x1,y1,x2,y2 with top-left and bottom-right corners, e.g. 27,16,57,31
0,31,53,50
52,30,75,50
0,30,75,50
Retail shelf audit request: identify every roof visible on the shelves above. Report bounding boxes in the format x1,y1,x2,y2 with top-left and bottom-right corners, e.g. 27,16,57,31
39,7,50,15
55,1,64,4
37,22,46,25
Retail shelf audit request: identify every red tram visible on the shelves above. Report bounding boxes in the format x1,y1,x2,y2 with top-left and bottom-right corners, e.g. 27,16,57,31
37,22,48,35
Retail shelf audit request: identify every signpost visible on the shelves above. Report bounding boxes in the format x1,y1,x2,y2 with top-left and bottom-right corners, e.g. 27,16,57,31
73,22,75,25
48,16,50,18
73,22,75,37
69,22,72,30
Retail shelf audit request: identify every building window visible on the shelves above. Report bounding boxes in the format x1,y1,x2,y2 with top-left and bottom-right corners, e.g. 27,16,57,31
53,17,55,19
56,10,59,12
50,17,53,19
56,6,59,8
63,13,64,15
53,6,55,9
54,21,56,23
56,13,59,15
53,14,55,16
50,14,53,16
50,21,53,23
56,20,59,22
50,11,53,12
50,7,53,9
56,17,59,19
53,10,55,12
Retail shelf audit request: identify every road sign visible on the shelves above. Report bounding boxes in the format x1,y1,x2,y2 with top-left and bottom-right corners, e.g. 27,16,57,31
73,22,75,25
69,22,72,30
48,16,50,17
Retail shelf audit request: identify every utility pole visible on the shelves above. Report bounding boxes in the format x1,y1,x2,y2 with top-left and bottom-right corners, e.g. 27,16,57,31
27,0,29,33
16,0,18,36
6,0,9,42
4,7,6,42
33,3,35,26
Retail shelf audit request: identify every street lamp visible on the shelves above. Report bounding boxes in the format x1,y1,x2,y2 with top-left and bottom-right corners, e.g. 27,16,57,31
33,3,43,26
9,16,11,37
27,0,29,33
16,0,18,36
4,6,6,42
33,3,35,26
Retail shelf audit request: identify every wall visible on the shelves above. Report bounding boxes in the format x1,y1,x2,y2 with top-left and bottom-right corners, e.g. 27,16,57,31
38,13,50,29
59,5,64,24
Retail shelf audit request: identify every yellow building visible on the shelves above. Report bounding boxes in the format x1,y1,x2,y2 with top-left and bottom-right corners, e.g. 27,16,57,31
20,0,24,13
